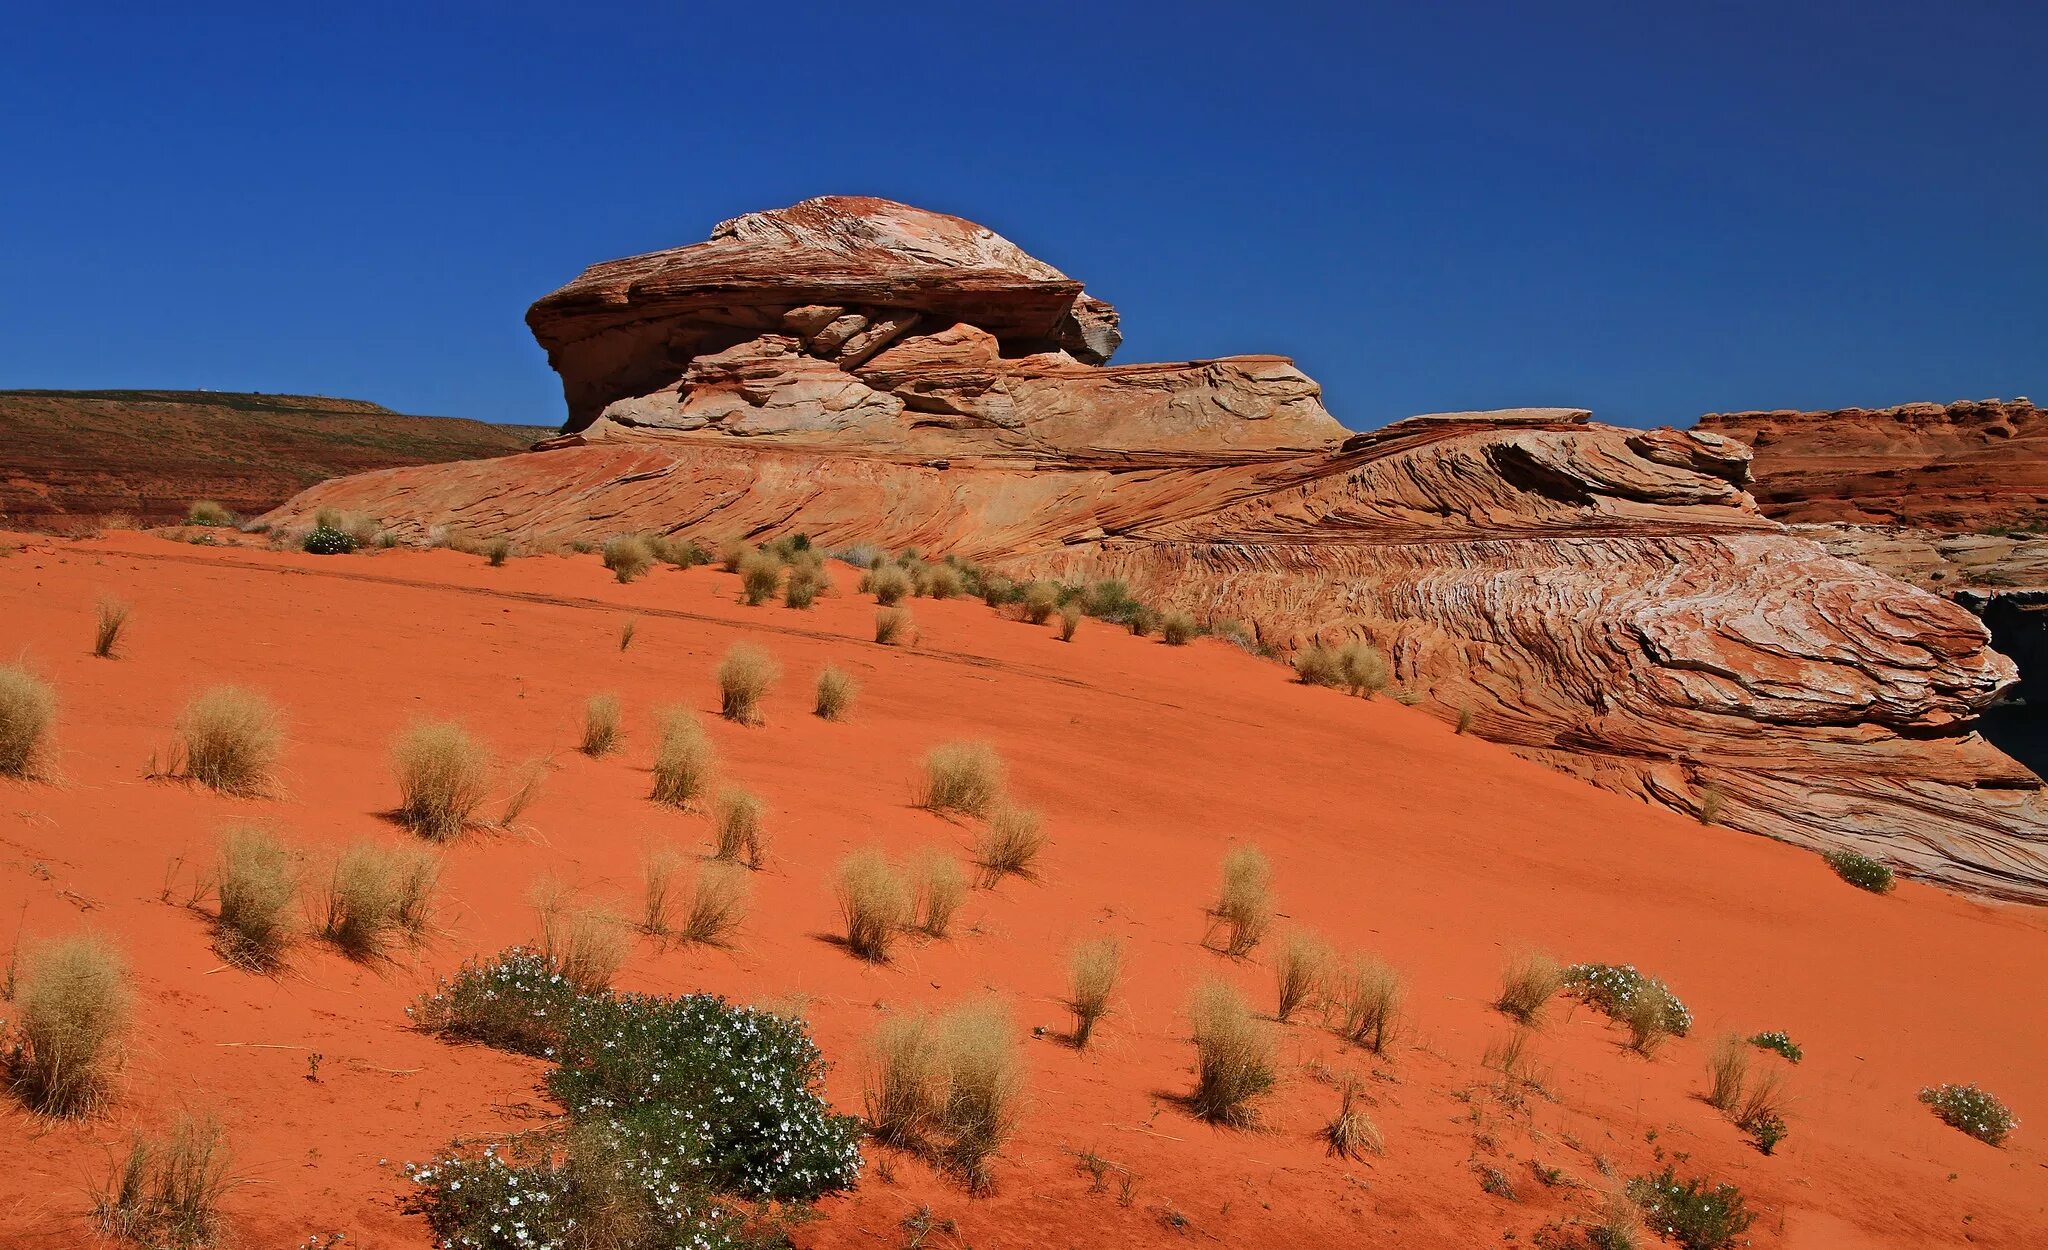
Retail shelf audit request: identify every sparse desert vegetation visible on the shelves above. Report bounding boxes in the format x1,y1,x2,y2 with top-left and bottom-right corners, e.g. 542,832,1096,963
1206,846,1273,956
1162,612,1198,645
390,720,490,839
738,549,782,605
875,604,912,644
911,849,968,937
93,595,131,658
1273,929,1331,1022
1322,1074,1382,1160
1494,951,1565,1025
211,824,299,969
602,534,654,583
580,692,621,756
712,786,767,867
11,932,133,1116
680,861,750,945
814,665,857,719
1187,977,1276,1126
319,840,440,958
649,705,715,808
973,802,1044,884
920,740,1006,817
862,1000,1023,1191
1626,1168,1755,1250
1330,953,1403,1053
0,663,57,778
185,500,234,527
92,1112,232,1250
716,642,780,724
1824,847,1896,893
836,849,911,962
1066,937,1121,1047
1918,1082,2017,1146
176,686,283,795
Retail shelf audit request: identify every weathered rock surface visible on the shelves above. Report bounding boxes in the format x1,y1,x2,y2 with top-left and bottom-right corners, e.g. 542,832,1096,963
265,201,2048,900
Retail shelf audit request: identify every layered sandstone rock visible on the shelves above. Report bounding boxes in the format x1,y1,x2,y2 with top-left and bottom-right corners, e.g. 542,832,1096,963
265,200,2048,899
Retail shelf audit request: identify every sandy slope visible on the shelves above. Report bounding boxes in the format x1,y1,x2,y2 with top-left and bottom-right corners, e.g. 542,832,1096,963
0,532,2041,1248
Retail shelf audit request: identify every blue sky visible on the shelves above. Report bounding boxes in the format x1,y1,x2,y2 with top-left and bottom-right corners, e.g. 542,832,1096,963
3,2,2042,431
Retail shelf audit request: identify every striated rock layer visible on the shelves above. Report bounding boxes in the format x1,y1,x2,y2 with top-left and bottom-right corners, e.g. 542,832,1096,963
267,199,2047,899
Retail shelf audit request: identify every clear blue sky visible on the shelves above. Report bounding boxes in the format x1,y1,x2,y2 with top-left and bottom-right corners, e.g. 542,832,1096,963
4,2,2042,431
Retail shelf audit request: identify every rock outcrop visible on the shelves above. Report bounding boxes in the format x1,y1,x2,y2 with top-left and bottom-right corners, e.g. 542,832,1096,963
264,199,2048,900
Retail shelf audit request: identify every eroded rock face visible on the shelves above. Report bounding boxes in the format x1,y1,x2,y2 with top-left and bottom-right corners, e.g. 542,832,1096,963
266,201,2048,900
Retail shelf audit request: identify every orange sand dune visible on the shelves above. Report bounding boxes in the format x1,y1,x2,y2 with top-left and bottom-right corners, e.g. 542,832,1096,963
0,532,2042,1248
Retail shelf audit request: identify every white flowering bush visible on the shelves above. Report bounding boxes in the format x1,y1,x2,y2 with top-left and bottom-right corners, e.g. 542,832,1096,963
1747,1030,1802,1063
1562,963,1692,1036
407,949,862,1248
1919,1083,2017,1146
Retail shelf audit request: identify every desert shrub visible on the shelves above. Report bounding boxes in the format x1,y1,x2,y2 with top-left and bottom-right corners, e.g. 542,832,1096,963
973,803,1044,884
1067,938,1121,1048
1213,619,1258,651
1747,1030,1802,1063
716,642,780,725
836,849,910,962
410,946,577,1056
1079,579,1145,624
1056,601,1082,641
94,595,131,659
581,692,621,756
1019,581,1062,624
11,932,132,1115
912,850,968,938
814,666,857,720
539,900,628,993
178,686,283,795
1323,1074,1382,1160
1339,641,1389,697
718,538,750,572
1330,954,1403,1054
391,720,489,840
1187,978,1275,1126
920,563,964,600
1625,982,1680,1056
1734,1068,1788,1154
0,664,57,778
979,574,1017,608
920,740,1006,817
875,605,913,644
482,536,512,567
301,524,356,555
1126,607,1161,637
1273,930,1331,1022
649,706,715,808
1294,643,1345,687
1495,951,1565,1024
641,846,684,937
1455,705,1475,734
185,500,234,527
680,863,749,945
1918,1082,2017,1146
712,787,767,868
737,550,782,605
651,535,710,569
1705,1035,1749,1112
1626,1168,1755,1250
321,841,440,958
936,1001,1022,1190
1162,612,1198,646
784,560,829,608
1208,846,1273,957
869,565,913,606
1696,786,1726,825
1564,963,1693,1037
1823,848,1895,893
213,825,299,969
865,1011,945,1146
93,1112,232,1250
618,617,636,651
602,534,655,583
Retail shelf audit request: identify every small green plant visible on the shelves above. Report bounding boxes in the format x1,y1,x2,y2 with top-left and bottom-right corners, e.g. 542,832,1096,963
814,666,857,720
602,534,654,583
0,663,57,778
301,524,356,555
1626,1168,1755,1250
1918,1082,2017,1146
94,595,131,659
92,1112,232,1249
1747,1030,1802,1063
185,500,234,527
1066,938,1121,1047
1823,848,1895,893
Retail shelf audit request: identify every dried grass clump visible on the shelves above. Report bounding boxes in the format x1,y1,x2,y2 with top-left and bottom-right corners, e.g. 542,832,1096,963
13,933,132,1116
1625,981,1679,1056
920,740,1006,818
919,563,965,600
536,894,628,992
1207,846,1273,957
94,596,131,659
973,803,1044,885
640,845,684,937
1294,643,1346,687
1330,954,1403,1054
1706,1034,1749,1112
680,862,750,945
937,1001,1023,1191
0,663,57,778
618,617,637,651
1323,1074,1383,1160
875,605,913,645
869,565,913,606
864,1012,946,1146
496,755,548,829
602,535,654,583
1495,951,1565,1025
185,500,234,527
737,550,782,605
836,849,911,962
912,850,968,938
784,559,829,608
1066,938,1122,1048
814,666,857,720
649,706,715,808
1020,581,1062,625
391,720,489,840
1162,612,1198,646
1274,930,1331,1022
712,786,768,868
213,825,299,969
92,1112,232,1249
178,686,283,795
718,539,750,573
716,643,780,725
580,693,621,756
320,841,440,958
1339,641,1390,697
1188,978,1276,1126
483,536,512,567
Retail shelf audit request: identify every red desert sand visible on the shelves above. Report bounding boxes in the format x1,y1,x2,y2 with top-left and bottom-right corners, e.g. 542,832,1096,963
0,529,2041,1248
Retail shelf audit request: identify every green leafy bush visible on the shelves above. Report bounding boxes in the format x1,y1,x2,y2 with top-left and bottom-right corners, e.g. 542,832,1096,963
1823,848,1895,893
1919,1082,2017,1146
1747,1030,1802,1063
409,946,580,1056
301,525,357,555
1563,963,1692,1036
1627,1168,1755,1250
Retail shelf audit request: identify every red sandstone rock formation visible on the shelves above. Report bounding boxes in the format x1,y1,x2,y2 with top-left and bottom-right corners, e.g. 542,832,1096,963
264,199,2047,900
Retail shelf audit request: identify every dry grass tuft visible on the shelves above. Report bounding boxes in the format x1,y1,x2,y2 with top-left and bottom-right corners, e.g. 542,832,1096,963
737,550,783,605
912,850,968,938
320,841,439,958
649,706,716,809
1483,1025,1541,1092
712,787,768,868
1329,954,1403,1054
1706,1034,1750,1112
784,560,829,608
537,896,628,992
93,1112,232,1249
602,535,654,583
1018,581,1061,625
1495,951,1565,1025
178,686,283,795
937,1000,1023,1191
213,825,299,970
679,862,749,945
12,932,132,1116
391,720,490,840
1294,643,1346,687
640,845,684,937
718,539,750,573
1162,612,1198,646
716,643,780,725
497,755,548,828
814,666,857,720
1207,846,1273,957
869,565,913,606
0,663,58,779
875,605,913,645
618,617,637,651
1323,1074,1383,1160
1187,978,1276,1127
1625,983,1677,1056
94,596,131,659
836,849,911,962
1274,930,1332,1022
1339,641,1390,697
1056,601,1083,642
1066,938,1122,1048
185,500,234,527
864,1012,945,1146
973,803,1044,885
920,741,1006,818
580,693,622,756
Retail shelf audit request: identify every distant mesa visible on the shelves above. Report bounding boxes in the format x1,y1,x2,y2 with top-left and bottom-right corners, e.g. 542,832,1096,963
265,196,2048,900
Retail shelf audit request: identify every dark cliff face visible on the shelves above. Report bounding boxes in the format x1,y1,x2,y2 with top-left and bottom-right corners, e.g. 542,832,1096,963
1960,590,2048,779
